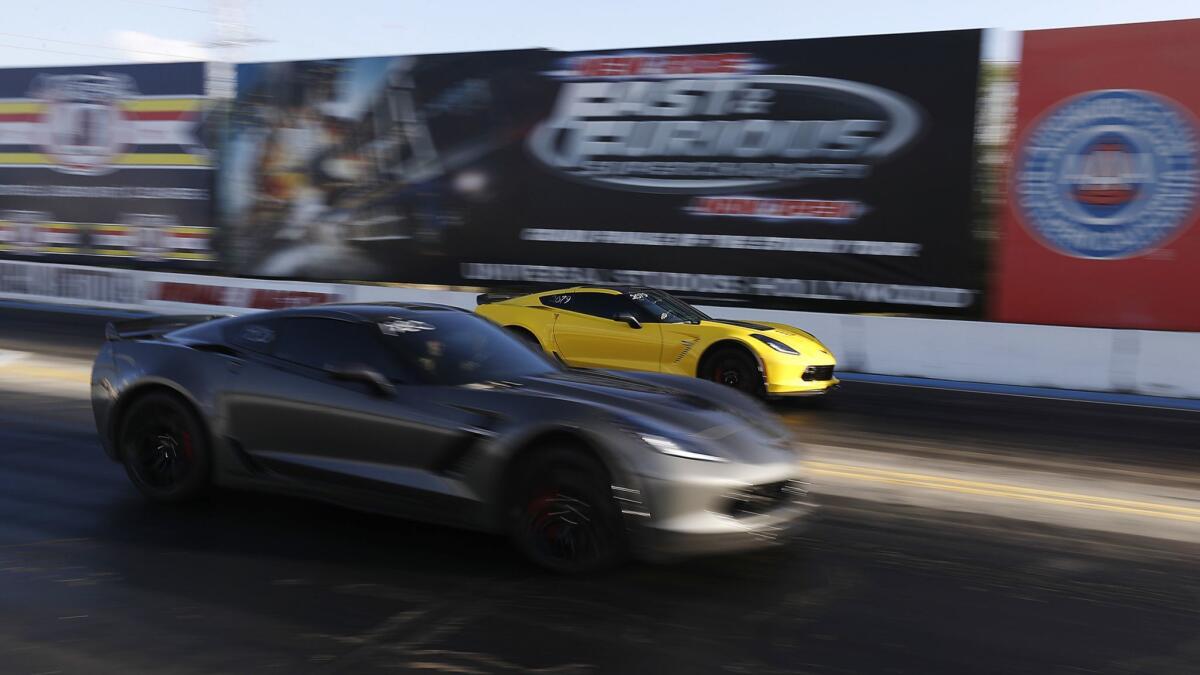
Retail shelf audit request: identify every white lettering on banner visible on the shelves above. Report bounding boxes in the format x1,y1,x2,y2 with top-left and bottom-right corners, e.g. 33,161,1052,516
0,261,143,304
223,286,252,308
0,185,209,200
459,263,973,308
520,228,920,257
528,72,922,193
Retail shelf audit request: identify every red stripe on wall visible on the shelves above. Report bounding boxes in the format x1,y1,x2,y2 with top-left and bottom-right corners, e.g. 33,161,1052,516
122,111,196,122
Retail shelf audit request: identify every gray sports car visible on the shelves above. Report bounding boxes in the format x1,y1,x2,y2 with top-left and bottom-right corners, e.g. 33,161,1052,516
91,303,814,572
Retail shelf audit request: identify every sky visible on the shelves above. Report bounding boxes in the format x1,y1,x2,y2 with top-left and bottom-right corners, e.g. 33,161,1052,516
0,0,1195,68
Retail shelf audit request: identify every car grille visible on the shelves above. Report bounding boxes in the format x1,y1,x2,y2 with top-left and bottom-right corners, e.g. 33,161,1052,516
802,365,835,381
725,479,808,518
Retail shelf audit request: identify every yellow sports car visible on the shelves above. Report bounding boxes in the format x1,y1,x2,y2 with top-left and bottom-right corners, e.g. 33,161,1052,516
476,286,837,398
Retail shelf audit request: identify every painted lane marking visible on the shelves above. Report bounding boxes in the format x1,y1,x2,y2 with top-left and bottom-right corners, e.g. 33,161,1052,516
0,364,91,384
0,352,90,384
0,350,28,367
808,461,1200,524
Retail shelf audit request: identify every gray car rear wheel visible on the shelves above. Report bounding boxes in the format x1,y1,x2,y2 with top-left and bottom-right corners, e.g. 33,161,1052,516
118,392,211,502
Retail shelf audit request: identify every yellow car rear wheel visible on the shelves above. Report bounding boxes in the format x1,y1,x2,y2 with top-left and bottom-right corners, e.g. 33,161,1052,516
506,326,541,350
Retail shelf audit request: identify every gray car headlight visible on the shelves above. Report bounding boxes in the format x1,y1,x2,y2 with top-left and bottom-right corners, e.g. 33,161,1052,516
638,433,728,463
750,334,799,355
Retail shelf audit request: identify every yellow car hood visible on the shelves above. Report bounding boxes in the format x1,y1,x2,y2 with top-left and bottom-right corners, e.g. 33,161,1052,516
702,319,834,357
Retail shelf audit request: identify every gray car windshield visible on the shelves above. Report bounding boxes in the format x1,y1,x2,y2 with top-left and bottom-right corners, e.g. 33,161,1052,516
377,312,558,385
628,290,711,324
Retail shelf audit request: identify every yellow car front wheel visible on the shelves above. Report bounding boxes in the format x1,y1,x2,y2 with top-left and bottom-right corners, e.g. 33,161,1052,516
700,347,764,397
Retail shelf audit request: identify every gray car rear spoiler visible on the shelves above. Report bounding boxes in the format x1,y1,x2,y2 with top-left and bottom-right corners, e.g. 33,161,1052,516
105,314,230,341
476,290,526,306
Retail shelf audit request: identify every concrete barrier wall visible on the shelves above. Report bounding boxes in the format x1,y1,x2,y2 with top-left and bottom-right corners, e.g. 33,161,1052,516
3,260,1197,398
709,306,1200,398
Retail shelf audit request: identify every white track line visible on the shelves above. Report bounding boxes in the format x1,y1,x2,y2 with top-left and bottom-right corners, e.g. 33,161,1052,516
0,349,29,367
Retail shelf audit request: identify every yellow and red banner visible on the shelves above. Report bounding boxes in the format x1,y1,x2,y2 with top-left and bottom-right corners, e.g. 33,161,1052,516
0,218,214,261
0,62,214,269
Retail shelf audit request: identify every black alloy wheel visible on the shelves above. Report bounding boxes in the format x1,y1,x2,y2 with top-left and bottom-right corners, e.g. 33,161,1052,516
118,392,210,502
704,347,764,397
513,448,626,573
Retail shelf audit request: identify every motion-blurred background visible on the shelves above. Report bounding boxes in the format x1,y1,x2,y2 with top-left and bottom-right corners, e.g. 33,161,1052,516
1,3,1199,674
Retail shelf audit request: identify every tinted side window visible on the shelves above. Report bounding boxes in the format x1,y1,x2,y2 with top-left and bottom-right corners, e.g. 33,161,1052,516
540,292,575,308
566,293,635,320
271,318,400,376
378,312,556,386
627,290,698,323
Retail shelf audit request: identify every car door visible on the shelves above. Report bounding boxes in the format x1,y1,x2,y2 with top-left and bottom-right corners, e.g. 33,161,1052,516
549,292,662,371
221,316,482,515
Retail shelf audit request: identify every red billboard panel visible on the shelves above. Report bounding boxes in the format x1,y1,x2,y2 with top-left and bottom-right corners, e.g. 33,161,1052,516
993,19,1200,330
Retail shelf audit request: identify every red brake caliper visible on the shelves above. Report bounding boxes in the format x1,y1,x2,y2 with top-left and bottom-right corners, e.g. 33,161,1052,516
528,490,562,538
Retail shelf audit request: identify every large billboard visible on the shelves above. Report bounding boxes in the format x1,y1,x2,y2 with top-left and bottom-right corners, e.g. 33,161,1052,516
993,20,1200,330
219,50,548,280
0,62,215,267
222,32,982,313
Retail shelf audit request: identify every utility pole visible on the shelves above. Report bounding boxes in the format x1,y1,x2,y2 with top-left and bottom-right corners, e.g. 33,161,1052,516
205,0,271,99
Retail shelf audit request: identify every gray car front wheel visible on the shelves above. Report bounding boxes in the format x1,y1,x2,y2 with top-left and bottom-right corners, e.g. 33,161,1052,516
511,448,627,574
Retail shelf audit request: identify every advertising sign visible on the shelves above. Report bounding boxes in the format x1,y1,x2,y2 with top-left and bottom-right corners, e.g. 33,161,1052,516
222,32,981,313
488,32,983,313
993,20,1200,330
0,62,215,267
220,50,548,280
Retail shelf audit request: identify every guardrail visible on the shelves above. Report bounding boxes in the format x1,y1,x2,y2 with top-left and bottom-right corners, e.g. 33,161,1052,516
3,259,1198,399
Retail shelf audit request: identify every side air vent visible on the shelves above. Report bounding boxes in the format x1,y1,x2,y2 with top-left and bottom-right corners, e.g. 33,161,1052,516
673,338,698,363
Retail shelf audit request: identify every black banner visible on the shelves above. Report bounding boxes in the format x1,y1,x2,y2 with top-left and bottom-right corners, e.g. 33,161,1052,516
222,31,982,313
0,62,215,268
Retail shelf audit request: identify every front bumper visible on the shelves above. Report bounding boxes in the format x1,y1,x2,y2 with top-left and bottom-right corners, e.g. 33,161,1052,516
761,359,839,396
635,501,817,560
766,376,839,397
627,469,817,562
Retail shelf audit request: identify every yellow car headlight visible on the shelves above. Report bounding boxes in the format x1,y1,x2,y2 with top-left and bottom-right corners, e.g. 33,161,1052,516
750,334,799,356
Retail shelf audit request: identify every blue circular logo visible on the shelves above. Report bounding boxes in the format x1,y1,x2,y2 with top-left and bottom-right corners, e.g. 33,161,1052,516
1015,90,1199,259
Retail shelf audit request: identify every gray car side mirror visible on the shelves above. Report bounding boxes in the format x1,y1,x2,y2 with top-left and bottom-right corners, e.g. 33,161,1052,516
325,363,397,397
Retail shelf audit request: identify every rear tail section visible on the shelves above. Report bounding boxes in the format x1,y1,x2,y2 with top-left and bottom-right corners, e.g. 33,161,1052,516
476,290,528,306
104,314,229,341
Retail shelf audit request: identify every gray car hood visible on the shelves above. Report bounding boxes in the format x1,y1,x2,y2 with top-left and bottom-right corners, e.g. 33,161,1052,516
492,370,791,463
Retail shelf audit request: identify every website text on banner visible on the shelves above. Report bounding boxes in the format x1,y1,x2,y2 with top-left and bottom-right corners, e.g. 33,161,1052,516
219,32,983,315
993,19,1200,331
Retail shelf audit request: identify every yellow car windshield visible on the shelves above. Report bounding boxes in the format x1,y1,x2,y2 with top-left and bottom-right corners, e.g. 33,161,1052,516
628,290,710,324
